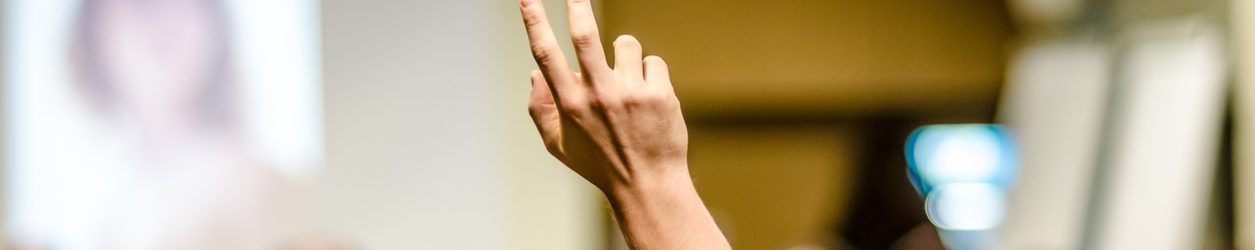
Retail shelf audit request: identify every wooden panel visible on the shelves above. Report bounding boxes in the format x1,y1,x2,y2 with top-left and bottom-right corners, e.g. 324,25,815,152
600,0,1014,118
687,125,854,250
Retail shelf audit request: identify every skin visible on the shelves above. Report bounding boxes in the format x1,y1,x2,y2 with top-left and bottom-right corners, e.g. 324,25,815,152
518,0,731,249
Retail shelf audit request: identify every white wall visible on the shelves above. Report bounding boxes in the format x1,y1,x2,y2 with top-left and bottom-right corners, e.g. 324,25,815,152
1235,0,1255,248
311,0,598,249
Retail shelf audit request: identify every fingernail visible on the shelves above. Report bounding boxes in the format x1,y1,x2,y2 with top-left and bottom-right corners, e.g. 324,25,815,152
521,0,536,7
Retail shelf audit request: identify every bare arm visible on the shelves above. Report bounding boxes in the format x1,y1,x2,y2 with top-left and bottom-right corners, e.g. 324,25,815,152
518,0,731,249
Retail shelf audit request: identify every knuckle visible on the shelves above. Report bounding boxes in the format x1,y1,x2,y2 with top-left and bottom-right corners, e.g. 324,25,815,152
531,44,557,62
522,13,543,28
559,99,587,113
592,92,621,110
622,93,646,108
527,103,543,116
570,30,599,48
589,87,624,104
648,89,677,106
622,90,664,108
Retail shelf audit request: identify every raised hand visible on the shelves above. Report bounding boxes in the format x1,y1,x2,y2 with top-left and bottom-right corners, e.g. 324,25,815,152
521,0,685,199
519,0,730,249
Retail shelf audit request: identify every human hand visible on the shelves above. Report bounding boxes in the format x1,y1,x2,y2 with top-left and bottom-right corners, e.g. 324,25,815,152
520,0,688,195
520,1,729,249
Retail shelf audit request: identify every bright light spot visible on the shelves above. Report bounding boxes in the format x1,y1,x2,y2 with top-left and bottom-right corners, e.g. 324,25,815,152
907,124,1017,190
926,183,1006,231
922,130,1002,183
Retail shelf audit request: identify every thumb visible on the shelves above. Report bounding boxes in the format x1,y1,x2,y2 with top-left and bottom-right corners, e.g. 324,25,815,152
528,70,564,158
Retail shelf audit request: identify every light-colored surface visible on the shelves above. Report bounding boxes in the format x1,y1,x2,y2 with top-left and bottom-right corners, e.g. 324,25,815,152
0,0,5,238
1234,0,1255,248
599,0,1012,118
1095,21,1226,250
997,40,1110,250
1006,0,1086,28
312,0,597,249
500,0,605,249
687,125,854,250
227,0,323,181
2,1,319,248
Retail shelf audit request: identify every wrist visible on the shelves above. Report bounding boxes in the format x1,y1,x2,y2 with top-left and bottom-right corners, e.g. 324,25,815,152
600,163,729,249
603,162,696,206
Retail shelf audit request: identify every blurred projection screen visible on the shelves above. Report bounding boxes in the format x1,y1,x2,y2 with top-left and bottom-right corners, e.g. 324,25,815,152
3,0,320,248
1094,19,1226,250
998,40,1110,250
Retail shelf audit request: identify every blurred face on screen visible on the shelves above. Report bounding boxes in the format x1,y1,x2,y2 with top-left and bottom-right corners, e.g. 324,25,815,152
69,1,291,248
88,0,224,118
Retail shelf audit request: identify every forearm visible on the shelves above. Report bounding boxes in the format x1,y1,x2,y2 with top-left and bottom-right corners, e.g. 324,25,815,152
605,167,731,250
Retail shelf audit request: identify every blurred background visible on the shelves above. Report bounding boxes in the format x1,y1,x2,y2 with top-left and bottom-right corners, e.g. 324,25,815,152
0,0,1251,249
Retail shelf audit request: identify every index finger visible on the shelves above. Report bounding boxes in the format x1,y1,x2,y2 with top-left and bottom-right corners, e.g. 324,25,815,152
520,0,579,99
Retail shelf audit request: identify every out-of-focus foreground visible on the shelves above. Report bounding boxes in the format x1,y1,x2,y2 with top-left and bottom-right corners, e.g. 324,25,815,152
0,0,1252,249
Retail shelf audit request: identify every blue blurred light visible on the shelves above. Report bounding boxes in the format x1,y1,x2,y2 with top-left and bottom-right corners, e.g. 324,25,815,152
905,124,1017,195
926,183,1007,231
905,124,1019,249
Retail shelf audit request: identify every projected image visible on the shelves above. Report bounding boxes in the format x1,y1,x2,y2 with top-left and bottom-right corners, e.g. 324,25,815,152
4,0,320,249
